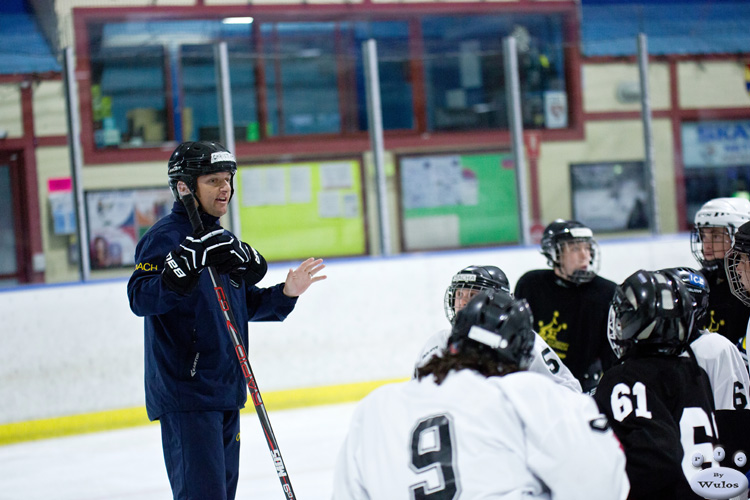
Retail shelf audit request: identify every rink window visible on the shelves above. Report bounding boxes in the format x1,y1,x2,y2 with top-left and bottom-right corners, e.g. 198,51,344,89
76,6,576,160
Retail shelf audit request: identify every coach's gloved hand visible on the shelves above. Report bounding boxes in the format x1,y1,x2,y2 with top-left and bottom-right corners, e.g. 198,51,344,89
230,242,268,286
161,226,224,295
207,232,268,286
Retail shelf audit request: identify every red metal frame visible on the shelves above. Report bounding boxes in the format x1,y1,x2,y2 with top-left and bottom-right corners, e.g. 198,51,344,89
71,2,582,166
582,53,750,232
0,79,47,284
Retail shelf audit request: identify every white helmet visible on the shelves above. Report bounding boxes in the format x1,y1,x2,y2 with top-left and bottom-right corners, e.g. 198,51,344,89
691,197,750,270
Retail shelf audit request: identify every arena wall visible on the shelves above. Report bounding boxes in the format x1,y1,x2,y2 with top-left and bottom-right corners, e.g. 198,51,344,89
1,233,696,441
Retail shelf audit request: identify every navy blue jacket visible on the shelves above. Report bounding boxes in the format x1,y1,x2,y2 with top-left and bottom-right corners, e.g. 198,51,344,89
127,202,297,421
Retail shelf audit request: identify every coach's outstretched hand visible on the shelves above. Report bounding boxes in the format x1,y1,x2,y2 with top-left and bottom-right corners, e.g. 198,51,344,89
283,258,326,297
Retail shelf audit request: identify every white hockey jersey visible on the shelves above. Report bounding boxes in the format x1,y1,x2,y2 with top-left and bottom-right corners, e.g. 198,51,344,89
332,370,629,500
686,330,750,410
414,329,583,393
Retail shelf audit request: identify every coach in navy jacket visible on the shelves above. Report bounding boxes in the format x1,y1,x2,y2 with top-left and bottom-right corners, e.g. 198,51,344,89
127,140,326,500
128,201,299,420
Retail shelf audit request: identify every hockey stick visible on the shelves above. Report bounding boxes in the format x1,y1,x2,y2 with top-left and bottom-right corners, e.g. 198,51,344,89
181,192,296,500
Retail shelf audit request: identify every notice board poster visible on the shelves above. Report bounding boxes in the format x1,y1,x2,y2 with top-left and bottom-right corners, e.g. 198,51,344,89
399,152,519,251
570,161,650,232
236,159,366,261
85,187,173,270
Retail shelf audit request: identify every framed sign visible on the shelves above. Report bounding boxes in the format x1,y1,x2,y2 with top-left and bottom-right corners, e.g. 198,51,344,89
85,187,173,270
236,159,367,261
398,151,519,250
570,161,650,232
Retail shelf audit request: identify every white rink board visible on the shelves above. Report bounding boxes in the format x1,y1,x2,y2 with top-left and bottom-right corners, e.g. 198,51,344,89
0,233,695,424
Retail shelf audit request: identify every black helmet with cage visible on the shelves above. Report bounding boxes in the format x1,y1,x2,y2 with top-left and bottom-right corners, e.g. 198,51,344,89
660,267,710,336
443,265,511,323
447,289,535,370
167,141,237,202
607,269,694,359
725,221,750,307
691,197,750,271
540,219,600,284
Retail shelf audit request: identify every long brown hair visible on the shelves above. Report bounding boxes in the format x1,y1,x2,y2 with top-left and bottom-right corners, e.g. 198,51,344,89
416,343,522,385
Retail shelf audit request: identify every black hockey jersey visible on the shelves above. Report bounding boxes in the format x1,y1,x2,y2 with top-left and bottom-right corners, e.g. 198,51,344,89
594,356,718,500
514,269,616,390
702,267,750,344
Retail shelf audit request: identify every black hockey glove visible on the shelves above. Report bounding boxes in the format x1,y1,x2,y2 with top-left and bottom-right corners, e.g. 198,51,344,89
161,226,224,295
229,242,268,287
206,233,268,286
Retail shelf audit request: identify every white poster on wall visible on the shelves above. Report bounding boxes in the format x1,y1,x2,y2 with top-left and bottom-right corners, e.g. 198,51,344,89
682,120,750,167
544,90,568,129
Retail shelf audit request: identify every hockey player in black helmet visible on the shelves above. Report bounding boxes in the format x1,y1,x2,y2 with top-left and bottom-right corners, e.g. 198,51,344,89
660,266,750,410
594,269,718,500
726,220,750,375
334,289,629,499
414,264,582,392
540,219,601,285
127,140,326,500
515,219,617,394
690,197,750,344
443,265,511,323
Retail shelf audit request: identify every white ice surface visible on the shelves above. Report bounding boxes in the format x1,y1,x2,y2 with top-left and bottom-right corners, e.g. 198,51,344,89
0,402,357,500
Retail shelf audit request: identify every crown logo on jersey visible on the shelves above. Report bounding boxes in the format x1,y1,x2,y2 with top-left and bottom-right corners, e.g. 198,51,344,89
707,310,726,333
537,311,570,358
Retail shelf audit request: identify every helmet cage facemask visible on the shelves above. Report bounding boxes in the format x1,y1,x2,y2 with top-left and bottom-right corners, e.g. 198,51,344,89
607,304,624,359
690,225,734,272
444,280,487,323
725,248,750,307
443,268,511,323
551,237,600,284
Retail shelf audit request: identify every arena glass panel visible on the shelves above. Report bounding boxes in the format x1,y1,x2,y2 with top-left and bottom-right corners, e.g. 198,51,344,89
421,14,567,132
82,10,571,152
180,43,259,143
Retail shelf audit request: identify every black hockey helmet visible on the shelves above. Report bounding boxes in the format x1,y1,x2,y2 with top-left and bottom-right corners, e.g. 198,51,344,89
608,269,694,359
447,289,535,370
444,265,511,323
167,141,237,201
540,219,600,284
725,220,750,307
660,267,710,335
